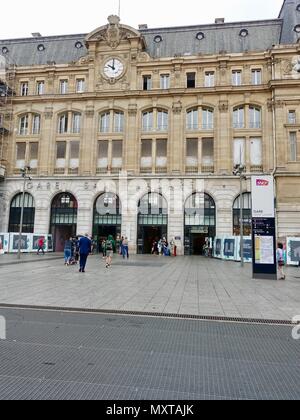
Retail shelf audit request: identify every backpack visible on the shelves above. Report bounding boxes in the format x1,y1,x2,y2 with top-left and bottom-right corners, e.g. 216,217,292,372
106,240,113,251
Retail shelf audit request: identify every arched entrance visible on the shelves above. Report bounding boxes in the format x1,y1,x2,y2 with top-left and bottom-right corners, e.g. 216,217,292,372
137,192,168,254
233,192,252,236
184,193,216,255
50,193,78,251
8,192,35,233
93,193,122,247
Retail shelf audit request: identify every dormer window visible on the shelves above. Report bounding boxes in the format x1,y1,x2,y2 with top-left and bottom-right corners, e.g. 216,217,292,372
154,35,163,43
239,29,249,38
75,41,83,49
294,25,300,33
2,47,9,55
37,44,45,52
196,32,205,41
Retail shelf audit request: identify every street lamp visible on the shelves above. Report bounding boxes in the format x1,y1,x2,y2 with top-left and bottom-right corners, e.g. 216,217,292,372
233,164,247,267
17,166,31,260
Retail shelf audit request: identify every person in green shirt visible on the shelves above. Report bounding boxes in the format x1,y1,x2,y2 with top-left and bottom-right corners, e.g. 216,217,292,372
105,235,115,268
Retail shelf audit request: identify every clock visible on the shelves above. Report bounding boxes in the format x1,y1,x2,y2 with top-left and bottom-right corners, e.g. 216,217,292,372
103,58,124,79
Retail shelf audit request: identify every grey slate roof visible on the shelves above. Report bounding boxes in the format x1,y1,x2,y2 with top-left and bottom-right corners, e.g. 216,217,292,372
0,0,298,67
140,20,282,58
279,0,300,44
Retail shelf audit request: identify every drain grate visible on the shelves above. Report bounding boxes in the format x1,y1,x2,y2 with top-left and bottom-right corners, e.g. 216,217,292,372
0,303,294,326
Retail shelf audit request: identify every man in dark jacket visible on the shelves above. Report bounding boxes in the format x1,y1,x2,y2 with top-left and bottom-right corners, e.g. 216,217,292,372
78,234,92,273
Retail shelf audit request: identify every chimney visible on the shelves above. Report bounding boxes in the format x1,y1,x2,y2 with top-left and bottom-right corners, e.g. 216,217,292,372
215,18,225,24
139,24,148,30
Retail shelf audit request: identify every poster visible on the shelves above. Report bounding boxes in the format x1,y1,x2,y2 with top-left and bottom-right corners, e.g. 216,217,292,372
223,237,236,261
287,237,300,266
214,237,223,259
236,237,252,263
47,235,53,252
32,235,47,252
0,233,9,254
9,233,31,253
255,236,275,265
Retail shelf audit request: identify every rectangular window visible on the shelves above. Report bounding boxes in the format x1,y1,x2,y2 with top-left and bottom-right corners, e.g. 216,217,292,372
97,141,109,169
58,115,68,134
233,108,245,129
232,71,242,86
29,142,39,169
156,139,167,168
249,107,261,129
60,80,68,94
72,114,81,134
202,109,214,130
56,142,66,159
112,140,123,169
187,73,196,88
100,113,110,133
142,112,153,132
289,132,297,161
141,139,153,168
187,109,198,130
202,139,214,167
250,138,262,166
160,74,170,89
288,111,296,125
36,81,45,95
20,82,29,97
69,141,80,169
205,72,215,87
252,69,262,85
19,115,29,135
186,139,198,167
157,111,168,131
76,79,85,93
233,138,246,166
16,142,26,162
143,76,152,91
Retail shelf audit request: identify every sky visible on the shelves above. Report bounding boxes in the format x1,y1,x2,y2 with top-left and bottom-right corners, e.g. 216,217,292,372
0,0,284,39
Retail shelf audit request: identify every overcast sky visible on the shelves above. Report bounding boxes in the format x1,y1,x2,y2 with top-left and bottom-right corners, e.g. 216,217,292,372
0,0,284,39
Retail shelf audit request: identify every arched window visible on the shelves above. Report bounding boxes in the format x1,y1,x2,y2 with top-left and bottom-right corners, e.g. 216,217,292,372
186,108,198,130
32,114,41,135
113,112,124,133
58,113,68,134
100,112,110,133
185,193,216,227
18,114,29,135
202,108,214,130
233,192,252,236
157,109,168,131
142,110,154,132
249,106,261,129
72,112,81,134
233,107,245,129
8,192,35,233
93,193,122,236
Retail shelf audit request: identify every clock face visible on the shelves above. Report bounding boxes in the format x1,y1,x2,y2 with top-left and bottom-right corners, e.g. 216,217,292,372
103,58,124,79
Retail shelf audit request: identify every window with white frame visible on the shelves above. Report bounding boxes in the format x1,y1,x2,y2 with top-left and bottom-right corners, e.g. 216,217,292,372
100,112,110,133
113,112,124,133
202,108,214,130
72,113,81,134
58,114,68,134
289,132,297,161
250,138,262,166
20,82,29,97
19,115,29,135
233,138,246,166
143,75,152,91
186,109,198,130
76,79,85,93
288,110,296,124
59,80,68,94
36,81,45,95
160,74,170,89
205,72,215,87
32,114,41,135
232,70,242,86
233,107,245,129
252,69,262,85
142,111,154,132
249,106,261,129
157,110,168,131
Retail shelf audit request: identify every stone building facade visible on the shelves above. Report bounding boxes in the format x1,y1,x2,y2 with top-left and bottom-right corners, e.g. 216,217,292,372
0,0,299,253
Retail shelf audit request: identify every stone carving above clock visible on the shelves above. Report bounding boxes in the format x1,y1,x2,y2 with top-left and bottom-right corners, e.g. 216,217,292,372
85,16,144,50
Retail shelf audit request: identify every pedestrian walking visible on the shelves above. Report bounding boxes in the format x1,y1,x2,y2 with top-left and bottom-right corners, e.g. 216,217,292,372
122,237,129,259
276,243,286,280
64,237,73,266
78,234,92,273
37,236,45,255
101,239,107,259
105,235,115,268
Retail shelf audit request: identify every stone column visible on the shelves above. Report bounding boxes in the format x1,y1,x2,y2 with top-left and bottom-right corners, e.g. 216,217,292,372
170,100,183,174
217,99,230,174
125,104,138,174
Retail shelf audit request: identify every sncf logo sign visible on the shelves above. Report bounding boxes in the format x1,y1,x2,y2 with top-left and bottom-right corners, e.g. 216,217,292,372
256,179,269,187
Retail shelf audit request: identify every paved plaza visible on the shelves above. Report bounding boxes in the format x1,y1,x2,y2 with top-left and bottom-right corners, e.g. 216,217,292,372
0,307,299,400
0,255,300,321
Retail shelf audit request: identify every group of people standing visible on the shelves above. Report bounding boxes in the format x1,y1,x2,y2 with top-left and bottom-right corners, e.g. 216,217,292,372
151,238,176,257
100,235,129,268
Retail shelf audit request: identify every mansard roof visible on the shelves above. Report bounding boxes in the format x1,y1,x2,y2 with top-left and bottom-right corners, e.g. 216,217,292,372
0,1,298,67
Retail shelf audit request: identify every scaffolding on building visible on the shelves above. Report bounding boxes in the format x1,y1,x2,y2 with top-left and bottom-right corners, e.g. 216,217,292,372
0,58,16,180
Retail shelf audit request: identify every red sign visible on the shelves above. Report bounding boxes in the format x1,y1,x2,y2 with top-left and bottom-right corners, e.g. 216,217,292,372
256,179,269,187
